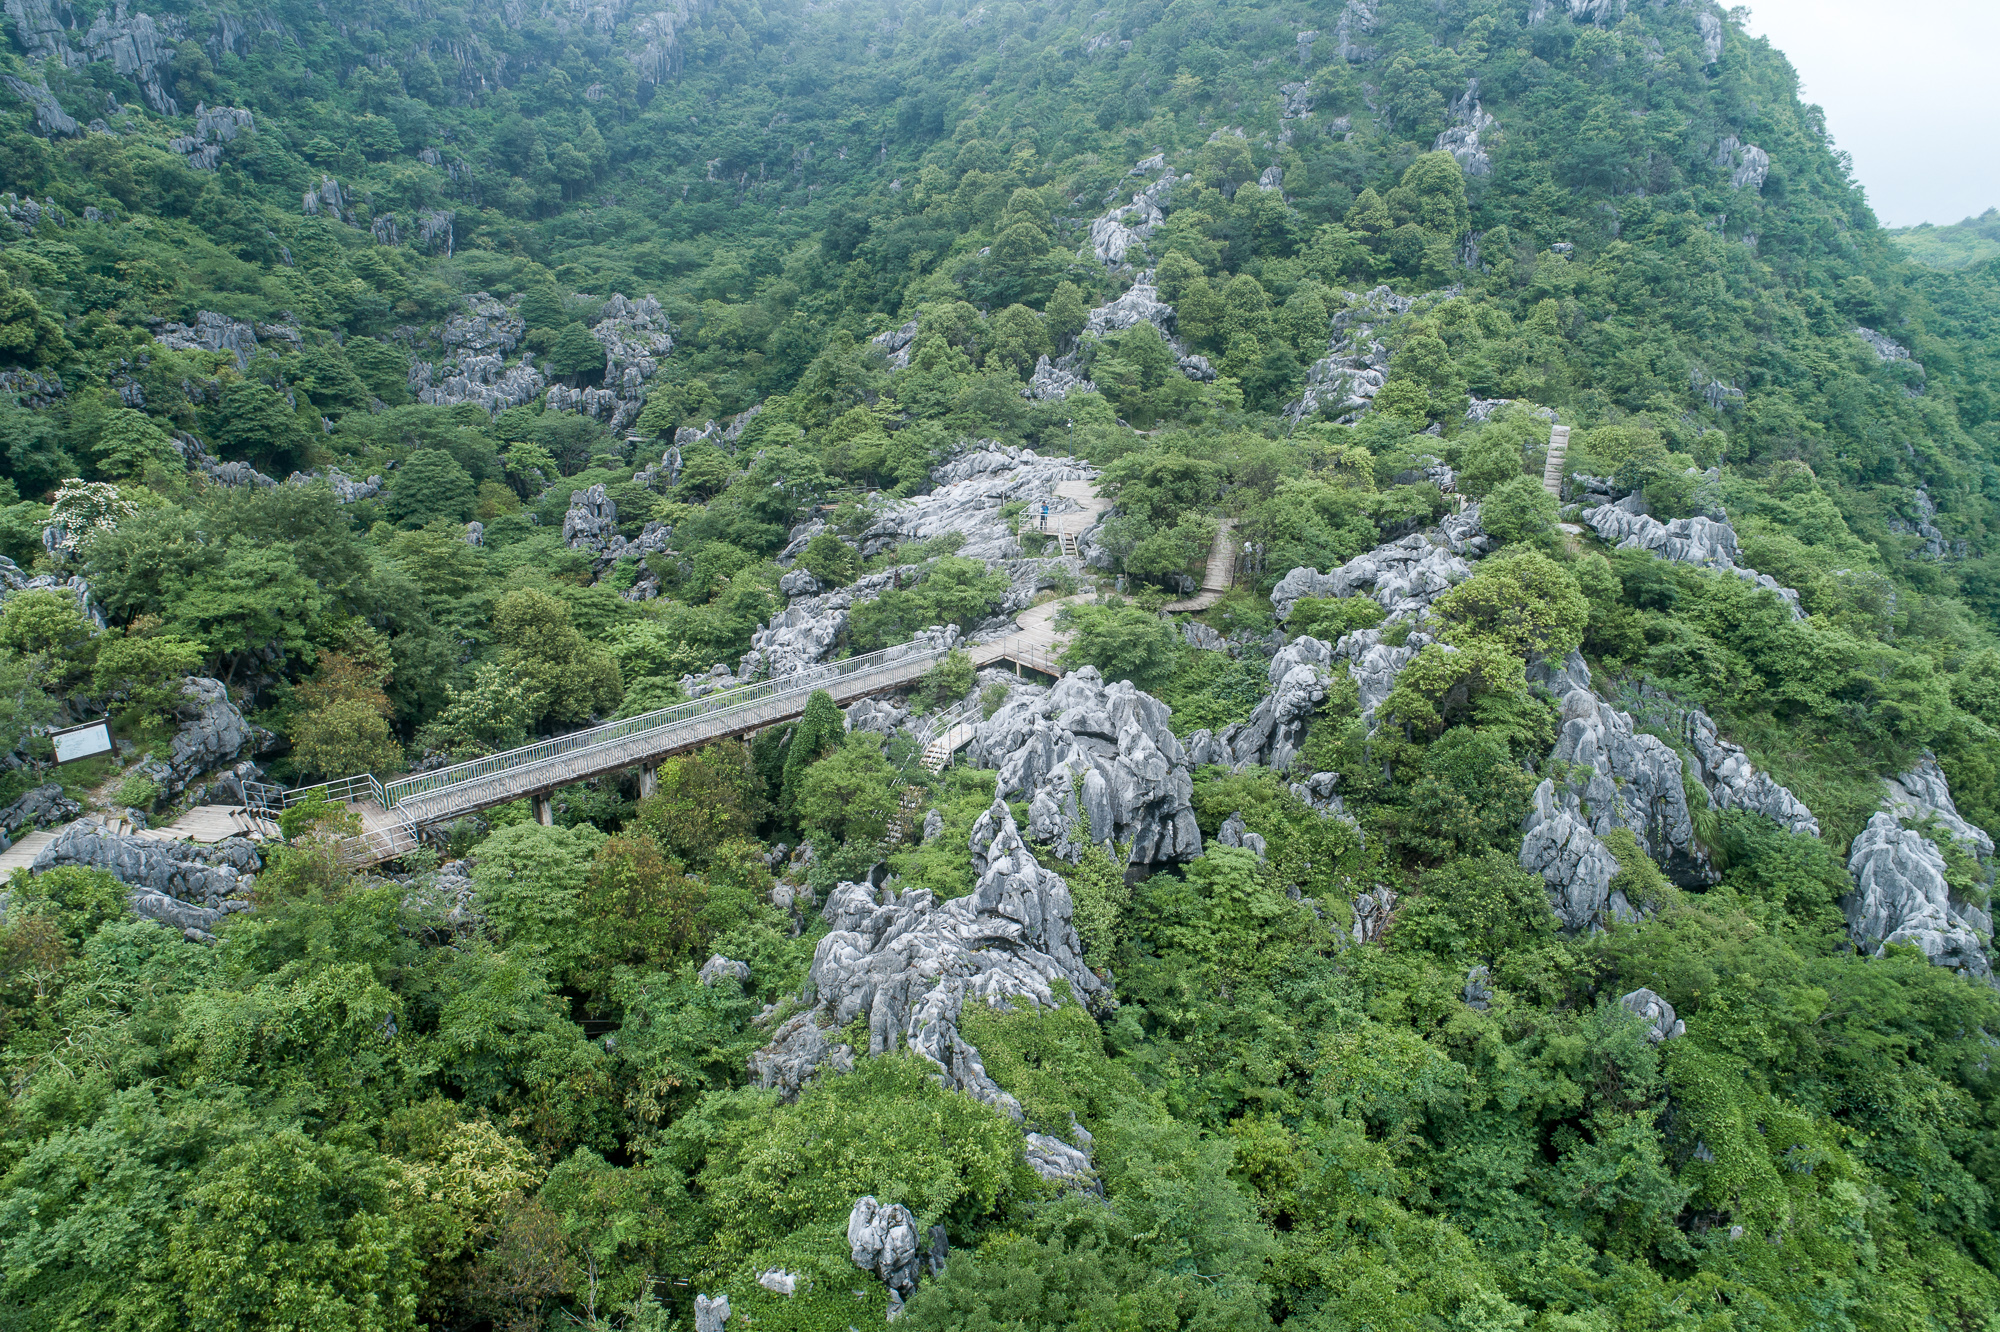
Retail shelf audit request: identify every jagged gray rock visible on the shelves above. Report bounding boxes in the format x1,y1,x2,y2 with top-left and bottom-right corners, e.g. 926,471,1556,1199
2,75,78,136
1715,135,1769,191
1214,810,1267,860
1845,812,1991,981
1286,286,1416,423
1024,354,1096,402
1024,1129,1097,1188
1887,488,1947,560
1519,780,1624,932
1334,0,1377,60
1351,883,1395,943
778,567,821,597
1677,702,1820,837
155,311,264,372
856,446,1097,563
747,1010,855,1101
847,1196,945,1319
0,783,78,841
1697,11,1723,63
796,801,1105,1119
34,821,260,941
698,953,750,987
1213,636,1335,769
169,678,270,796
541,293,674,431
1620,988,1686,1042
845,697,909,738
871,318,920,370
693,1293,729,1332
1883,754,1994,863
710,570,942,684
1548,685,1707,883
562,484,618,550
921,808,944,843
1180,620,1229,653
973,668,1203,867
1271,509,1491,621
756,1269,799,1296
1580,497,1803,619
413,352,546,415
285,467,383,503
1433,79,1495,177
1464,965,1492,1010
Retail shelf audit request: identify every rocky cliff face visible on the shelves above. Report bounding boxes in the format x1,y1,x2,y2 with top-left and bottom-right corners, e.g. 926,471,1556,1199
856,445,1097,563
1579,496,1803,619
1846,813,1991,982
972,667,1203,868
1285,285,1419,424
34,822,261,942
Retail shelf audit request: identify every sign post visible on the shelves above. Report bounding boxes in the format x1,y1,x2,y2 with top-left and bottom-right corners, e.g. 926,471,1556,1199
49,718,113,765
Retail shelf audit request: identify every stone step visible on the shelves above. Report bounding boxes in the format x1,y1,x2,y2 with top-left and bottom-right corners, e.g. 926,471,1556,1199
1541,424,1570,497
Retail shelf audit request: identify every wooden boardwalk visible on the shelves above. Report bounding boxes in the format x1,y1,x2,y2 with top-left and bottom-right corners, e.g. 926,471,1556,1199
1161,519,1238,613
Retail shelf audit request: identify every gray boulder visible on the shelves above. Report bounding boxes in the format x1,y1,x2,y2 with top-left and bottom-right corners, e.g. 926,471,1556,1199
1024,355,1096,402
1285,286,1417,424
1519,780,1625,933
846,697,909,738
562,484,618,550
856,446,1097,563
747,1011,855,1102
778,567,821,597
1024,1129,1097,1189
1214,811,1267,860
1351,883,1396,944
1679,703,1820,838
1217,636,1336,769
698,953,751,987
1846,812,1991,981
1289,771,1349,819
33,821,260,941
847,1196,945,1319
921,808,944,843
1464,966,1492,1010
1620,988,1685,1042
693,1293,729,1332
0,783,79,838
971,667,1203,867
1432,78,1496,177
1332,626,1439,721
1180,620,1230,653
413,350,546,415
1546,686,1708,884
1270,522,1487,622
169,678,270,795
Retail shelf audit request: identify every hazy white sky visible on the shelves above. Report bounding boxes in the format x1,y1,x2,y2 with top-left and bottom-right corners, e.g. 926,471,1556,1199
1739,0,2000,228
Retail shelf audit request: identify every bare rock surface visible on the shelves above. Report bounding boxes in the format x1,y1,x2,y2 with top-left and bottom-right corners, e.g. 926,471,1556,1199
1433,78,1496,176
697,953,750,987
169,677,272,796
1677,703,1820,837
1285,286,1416,423
33,820,260,941
1883,754,1994,863
1620,988,1685,1042
1211,636,1335,769
1580,496,1803,619
1271,508,1491,621
972,668,1202,867
847,1196,946,1318
857,446,1096,562
777,801,1103,1120
0,783,78,843
1845,812,1991,982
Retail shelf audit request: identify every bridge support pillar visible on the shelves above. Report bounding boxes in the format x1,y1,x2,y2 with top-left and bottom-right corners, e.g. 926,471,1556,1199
638,764,658,799
532,794,554,826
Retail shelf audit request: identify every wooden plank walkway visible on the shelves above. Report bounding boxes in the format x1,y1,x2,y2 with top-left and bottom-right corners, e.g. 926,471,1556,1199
0,829,55,877
1161,519,1238,613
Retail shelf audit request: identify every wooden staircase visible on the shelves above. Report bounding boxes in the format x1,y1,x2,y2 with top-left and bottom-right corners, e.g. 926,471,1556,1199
1160,519,1238,614
1059,531,1078,558
1541,424,1570,497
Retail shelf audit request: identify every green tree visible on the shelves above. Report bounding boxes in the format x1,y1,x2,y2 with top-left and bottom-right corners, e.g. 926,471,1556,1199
92,627,202,726
490,588,622,729
418,663,536,759
545,322,606,380
1058,603,1180,693
387,448,477,527
1046,281,1089,354
206,379,314,474
1477,474,1560,547
1434,549,1589,657
778,688,846,821
796,734,900,847
90,409,180,481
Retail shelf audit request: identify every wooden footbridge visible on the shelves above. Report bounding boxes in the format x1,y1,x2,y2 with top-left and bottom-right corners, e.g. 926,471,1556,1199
266,632,1068,867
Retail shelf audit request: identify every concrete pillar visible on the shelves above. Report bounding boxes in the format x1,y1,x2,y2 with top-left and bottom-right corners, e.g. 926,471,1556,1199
638,764,658,799
532,794,554,826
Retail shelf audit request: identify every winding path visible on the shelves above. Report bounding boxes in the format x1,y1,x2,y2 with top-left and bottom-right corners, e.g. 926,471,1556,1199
1160,518,1238,613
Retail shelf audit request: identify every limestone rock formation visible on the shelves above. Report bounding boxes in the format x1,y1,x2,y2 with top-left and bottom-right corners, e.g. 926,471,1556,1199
778,567,820,597
1434,78,1496,177
1883,754,1994,863
693,1293,730,1332
0,783,78,844
747,1010,856,1101
846,697,909,738
847,1196,946,1319
1086,167,1185,268
698,954,750,986
155,310,267,372
921,808,944,842
1271,512,1491,621
1351,883,1396,943
1845,812,1991,981
1519,780,1623,933
871,318,920,370
2,76,77,136
1549,685,1707,882
284,467,383,504
1678,703,1820,838
788,802,1104,1121
711,568,935,684
1579,496,1803,619
856,446,1096,563
34,821,260,942
413,351,546,415
972,668,1203,867
541,293,674,431
1024,354,1096,402
562,484,618,550
1211,636,1336,769
1214,810,1267,860
169,678,271,796
1620,988,1685,1042
1024,1127,1097,1188
1286,285,1418,423
1715,135,1769,191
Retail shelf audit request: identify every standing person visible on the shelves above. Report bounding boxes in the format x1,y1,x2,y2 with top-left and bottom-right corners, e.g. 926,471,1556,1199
1040,501,1049,531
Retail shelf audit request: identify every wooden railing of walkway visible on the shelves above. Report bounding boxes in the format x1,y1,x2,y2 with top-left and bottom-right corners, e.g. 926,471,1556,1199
1161,519,1238,613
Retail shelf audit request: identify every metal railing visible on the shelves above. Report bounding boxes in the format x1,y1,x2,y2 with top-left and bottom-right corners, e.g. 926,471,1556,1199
378,638,951,814
283,773,387,809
